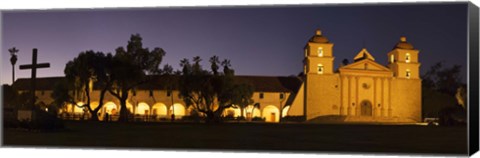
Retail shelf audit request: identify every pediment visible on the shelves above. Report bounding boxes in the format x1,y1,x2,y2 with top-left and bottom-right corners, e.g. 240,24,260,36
339,59,391,72
353,48,375,61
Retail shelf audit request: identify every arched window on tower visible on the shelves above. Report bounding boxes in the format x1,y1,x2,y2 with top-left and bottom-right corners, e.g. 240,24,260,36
318,47,324,57
305,49,308,57
406,69,411,79
405,53,411,63
390,54,394,63
317,64,324,74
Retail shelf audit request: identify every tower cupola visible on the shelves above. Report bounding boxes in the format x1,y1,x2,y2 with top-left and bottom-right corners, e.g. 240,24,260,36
309,29,330,43
303,29,335,75
393,36,414,50
387,36,420,79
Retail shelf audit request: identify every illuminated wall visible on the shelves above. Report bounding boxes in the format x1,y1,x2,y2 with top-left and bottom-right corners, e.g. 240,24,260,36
302,30,421,123
28,31,422,124
286,83,304,116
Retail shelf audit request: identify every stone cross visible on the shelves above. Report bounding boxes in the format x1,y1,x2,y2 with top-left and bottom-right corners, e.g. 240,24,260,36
19,48,50,109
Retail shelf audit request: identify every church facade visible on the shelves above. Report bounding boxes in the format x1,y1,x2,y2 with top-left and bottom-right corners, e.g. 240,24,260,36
286,29,422,123
12,29,422,123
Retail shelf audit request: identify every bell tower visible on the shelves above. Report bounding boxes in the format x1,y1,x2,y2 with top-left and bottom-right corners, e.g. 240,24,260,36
304,29,334,75
387,36,422,122
387,36,421,79
304,29,339,120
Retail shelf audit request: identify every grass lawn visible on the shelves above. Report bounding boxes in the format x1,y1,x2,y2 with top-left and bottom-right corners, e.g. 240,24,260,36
3,121,467,155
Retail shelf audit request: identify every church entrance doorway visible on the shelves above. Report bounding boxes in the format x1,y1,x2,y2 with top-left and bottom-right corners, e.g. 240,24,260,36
360,100,373,116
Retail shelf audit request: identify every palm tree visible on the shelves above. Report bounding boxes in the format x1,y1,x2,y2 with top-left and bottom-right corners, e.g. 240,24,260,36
9,47,19,84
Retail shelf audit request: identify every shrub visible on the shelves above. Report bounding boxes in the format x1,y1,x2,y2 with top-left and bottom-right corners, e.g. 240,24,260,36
3,107,19,128
181,115,203,123
438,105,466,126
236,116,246,121
223,115,235,121
18,107,65,131
282,116,306,122
252,117,265,122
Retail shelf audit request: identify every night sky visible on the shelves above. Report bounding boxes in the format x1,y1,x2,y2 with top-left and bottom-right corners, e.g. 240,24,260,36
1,3,468,85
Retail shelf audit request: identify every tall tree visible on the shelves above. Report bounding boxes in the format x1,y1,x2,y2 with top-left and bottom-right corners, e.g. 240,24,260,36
228,83,254,118
9,47,19,84
421,61,463,96
178,56,254,123
108,34,166,122
216,58,254,118
421,61,465,118
59,50,112,121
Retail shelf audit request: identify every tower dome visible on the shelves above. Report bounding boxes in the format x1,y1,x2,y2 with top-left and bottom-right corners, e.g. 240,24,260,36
309,29,330,43
393,36,414,50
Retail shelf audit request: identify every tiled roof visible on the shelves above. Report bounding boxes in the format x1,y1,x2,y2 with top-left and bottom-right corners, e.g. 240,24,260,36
13,75,303,93
235,76,302,92
12,77,66,91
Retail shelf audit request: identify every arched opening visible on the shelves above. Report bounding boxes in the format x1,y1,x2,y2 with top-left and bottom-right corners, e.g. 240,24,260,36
282,106,291,117
223,106,241,118
169,103,186,119
360,100,373,116
100,102,118,121
406,69,411,79
262,105,280,122
69,102,87,120
74,102,85,114
317,64,324,74
136,102,150,115
104,102,118,115
152,103,168,118
243,105,261,121
318,47,324,57
405,53,411,63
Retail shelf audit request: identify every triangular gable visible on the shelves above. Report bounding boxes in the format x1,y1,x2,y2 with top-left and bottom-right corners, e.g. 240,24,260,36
353,48,375,61
340,59,391,72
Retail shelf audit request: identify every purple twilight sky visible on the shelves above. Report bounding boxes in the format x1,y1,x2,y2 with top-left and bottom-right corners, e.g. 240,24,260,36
1,3,468,85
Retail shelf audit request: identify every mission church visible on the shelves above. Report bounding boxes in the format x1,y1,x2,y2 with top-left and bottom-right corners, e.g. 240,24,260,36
13,29,422,123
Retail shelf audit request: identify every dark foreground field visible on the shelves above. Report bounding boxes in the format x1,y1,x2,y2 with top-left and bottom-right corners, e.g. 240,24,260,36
3,121,467,155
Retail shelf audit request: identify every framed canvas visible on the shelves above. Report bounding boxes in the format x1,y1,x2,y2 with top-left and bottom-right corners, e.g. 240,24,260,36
1,1,478,158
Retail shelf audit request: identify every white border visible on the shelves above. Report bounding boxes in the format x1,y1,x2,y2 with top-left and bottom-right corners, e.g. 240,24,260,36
1,0,478,158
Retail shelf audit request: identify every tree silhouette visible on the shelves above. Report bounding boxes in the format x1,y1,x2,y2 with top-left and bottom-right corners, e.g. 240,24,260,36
229,83,254,118
178,56,253,123
342,58,349,66
9,47,19,84
250,103,260,119
216,57,254,118
421,61,462,96
421,61,465,122
59,50,113,121
108,34,165,122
